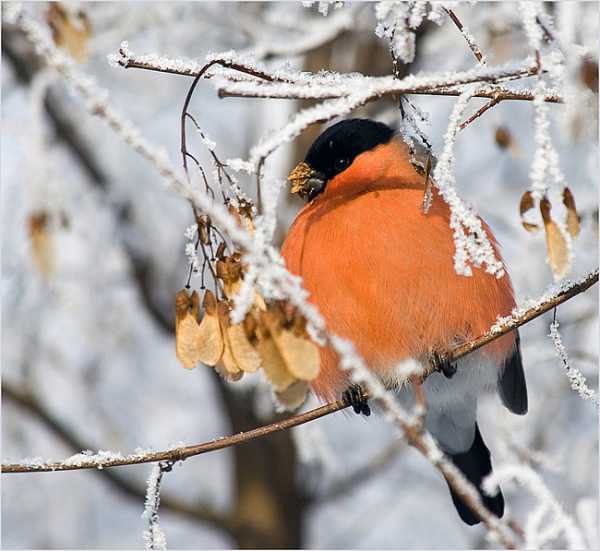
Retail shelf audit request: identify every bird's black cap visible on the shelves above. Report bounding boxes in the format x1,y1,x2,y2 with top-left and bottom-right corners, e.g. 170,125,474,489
305,119,395,183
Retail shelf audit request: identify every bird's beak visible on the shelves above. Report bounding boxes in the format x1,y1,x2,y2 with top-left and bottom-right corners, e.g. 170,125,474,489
288,162,326,201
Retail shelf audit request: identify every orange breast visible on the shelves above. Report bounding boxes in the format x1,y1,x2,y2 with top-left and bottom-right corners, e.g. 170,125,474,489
281,185,517,401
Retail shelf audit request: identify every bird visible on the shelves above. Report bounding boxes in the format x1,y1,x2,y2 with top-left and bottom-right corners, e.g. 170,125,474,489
281,118,528,526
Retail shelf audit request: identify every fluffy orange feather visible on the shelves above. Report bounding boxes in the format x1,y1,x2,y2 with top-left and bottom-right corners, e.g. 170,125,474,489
281,140,517,401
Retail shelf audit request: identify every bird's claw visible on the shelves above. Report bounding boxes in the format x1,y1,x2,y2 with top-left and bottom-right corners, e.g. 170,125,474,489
342,384,371,416
430,352,457,379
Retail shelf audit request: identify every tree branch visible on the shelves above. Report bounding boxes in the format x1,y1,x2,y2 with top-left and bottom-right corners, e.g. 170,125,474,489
442,6,486,64
1,381,235,533
458,95,503,130
114,47,563,105
3,268,596,475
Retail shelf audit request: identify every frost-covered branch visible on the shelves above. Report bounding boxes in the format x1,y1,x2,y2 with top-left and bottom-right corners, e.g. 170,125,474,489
218,83,563,104
329,338,517,548
453,269,598,360
142,463,168,551
431,87,505,276
1,381,234,532
4,267,596,475
442,5,486,64
112,45,563,104
483,464,586,549
549,320,599,407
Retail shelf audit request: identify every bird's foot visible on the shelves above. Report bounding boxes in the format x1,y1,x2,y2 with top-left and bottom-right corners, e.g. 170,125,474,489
430,352,457,379
342,384,371,416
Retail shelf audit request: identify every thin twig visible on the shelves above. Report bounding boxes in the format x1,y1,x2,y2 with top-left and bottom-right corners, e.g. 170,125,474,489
458,95,502,131
3,268,596,475
218,85,563,104
443,6,486,64
1,381,234,531
448,269,598,362
115,48,562,105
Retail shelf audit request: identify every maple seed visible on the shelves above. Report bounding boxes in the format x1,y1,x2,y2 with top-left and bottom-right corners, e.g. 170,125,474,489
195,290,224,366
562,187,581,238
215,242,226,260
519,191,540,233
175,290,203,369
261,308,320,381
46,4,91,63
216,254,243,298
256,324,297,392
276,381,309,410
540,198,570,280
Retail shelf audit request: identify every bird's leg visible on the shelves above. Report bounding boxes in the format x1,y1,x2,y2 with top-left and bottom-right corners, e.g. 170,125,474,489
342,384,371,416
430,351,457,379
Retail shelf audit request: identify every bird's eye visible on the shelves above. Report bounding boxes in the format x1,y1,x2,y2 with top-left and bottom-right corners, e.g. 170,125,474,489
335,158,349,170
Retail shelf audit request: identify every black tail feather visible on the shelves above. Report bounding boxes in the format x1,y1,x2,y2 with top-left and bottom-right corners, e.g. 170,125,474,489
498,331,528,415
447,424,504,526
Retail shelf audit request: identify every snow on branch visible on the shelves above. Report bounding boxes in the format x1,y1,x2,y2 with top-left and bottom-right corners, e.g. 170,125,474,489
4,267,596,475
3,5,259,257
4,6,594,544
113,44,563,105
142,463,169,551
432,86,505,277
328,339,517,548
549,320,599,407
483,464,586,549
442,5,486,64
4,5,387,430
214,57,545,101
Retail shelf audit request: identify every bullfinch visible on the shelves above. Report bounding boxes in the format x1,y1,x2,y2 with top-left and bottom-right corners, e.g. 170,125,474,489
281,118,528,525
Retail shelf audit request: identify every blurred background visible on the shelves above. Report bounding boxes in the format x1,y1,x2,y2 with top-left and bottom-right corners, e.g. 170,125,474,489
2,2,598,548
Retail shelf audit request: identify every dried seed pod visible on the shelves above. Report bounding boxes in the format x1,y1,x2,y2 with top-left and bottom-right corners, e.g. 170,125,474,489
46,4,91,63
217,302,261,374
262,308,320,382
226,323,261,373
199,222,210,245
216,255,243,298
275,380,309,410
243,313,258,341
540,197,571,280
195,290,224,366
562,187,581,238
519,191,540,232
495,126,512,149
175,290,203,369
216,242,227,260
217,303,243,377
276,330,320,381
214,361,244,382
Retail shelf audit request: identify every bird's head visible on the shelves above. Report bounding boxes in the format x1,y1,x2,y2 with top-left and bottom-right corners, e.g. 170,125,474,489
288,118,426,202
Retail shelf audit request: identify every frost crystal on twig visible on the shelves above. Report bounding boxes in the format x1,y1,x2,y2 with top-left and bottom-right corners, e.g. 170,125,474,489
432,87,505,277
484,464,586,549
142,463,168,551
375,1,431,64
549,320,599,407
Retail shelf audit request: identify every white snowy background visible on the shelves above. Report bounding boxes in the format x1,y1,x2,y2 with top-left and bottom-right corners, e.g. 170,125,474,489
2,2,598,549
